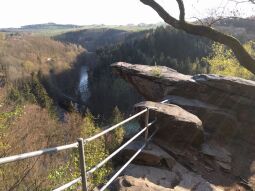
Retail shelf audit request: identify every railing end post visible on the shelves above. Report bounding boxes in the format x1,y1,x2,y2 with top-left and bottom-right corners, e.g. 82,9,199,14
77,138,88,191
144,108,149,142
77,138,83,143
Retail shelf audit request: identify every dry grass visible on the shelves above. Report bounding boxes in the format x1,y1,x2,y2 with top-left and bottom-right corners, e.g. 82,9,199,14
0,34,85,82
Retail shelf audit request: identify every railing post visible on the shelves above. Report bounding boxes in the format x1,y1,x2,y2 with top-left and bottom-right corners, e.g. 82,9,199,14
77,138,88,191
144,108,149,142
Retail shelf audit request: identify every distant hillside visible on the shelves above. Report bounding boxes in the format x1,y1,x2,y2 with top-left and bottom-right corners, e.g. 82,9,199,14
0,23,83,36
54,28,148,52
197,17,255,42
0,33,83,80
216,17,255,42
216,17,255,32
21,22,81,30
0,23,158,37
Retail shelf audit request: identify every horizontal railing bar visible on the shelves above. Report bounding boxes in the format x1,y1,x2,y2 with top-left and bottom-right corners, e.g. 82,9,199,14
53,177,81,191
0,142,78,165
87,119,157,175
99,126,159,191
85,108,148,142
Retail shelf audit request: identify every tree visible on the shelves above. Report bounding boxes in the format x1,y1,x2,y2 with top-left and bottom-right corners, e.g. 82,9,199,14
107,106,125,152
140,0,255,74
203,42,255,79
231,0,255,4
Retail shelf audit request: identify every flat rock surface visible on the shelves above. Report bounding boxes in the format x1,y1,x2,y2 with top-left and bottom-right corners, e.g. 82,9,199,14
116,163,224,191
201,143,231,163
121,140,176,167
115,175,174,191
123,164,180,188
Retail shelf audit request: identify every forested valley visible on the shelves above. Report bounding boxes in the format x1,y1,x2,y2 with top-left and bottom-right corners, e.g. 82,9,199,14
0,17,254,190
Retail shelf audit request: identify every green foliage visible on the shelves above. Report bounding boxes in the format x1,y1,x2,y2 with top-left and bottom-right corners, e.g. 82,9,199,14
7,86,22,102
150,66,162,77
0,105,23,153
48,153,80,191
88,26,212,117
0,105,23,129
107,107,125,152
30,74,53,109
6,75,55,117
203,42,255,79
47,110,113,190
81,110,112,189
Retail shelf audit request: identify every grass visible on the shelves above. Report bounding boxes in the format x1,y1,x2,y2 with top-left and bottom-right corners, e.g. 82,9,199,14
151,66,162,77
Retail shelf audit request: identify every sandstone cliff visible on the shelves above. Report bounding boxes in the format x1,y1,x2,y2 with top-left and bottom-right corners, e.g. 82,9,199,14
112,62,255,191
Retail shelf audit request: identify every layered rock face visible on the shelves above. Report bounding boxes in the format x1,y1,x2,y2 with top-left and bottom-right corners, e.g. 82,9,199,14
112,62,255,140
112,62,255,190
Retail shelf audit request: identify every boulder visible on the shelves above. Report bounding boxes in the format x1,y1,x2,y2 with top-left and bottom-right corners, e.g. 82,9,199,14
134,101,204,147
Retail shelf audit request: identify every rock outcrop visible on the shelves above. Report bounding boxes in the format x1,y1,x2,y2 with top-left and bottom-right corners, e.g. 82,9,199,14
111,62,255,190
134,101,204,147
111,63,255,109
111,62,255,140
116,141,224,191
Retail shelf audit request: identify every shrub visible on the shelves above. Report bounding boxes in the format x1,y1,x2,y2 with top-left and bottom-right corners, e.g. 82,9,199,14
150,66,162,77
47,152,80,190
6,74,56,117
7,86,21,102
107,107,125,152
81,110,112,189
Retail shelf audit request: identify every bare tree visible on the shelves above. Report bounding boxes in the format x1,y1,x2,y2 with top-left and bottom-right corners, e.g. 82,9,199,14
231,0,255,4
140,0,255,74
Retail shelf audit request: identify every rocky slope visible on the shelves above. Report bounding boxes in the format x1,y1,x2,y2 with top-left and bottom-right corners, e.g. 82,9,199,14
111,62,255,191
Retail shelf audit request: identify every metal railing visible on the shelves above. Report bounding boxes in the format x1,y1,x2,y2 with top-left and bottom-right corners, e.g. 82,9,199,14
0,105,160,191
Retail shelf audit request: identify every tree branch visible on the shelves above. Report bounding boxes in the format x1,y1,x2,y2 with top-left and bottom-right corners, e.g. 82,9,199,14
230,0,255,4
140,0,255,74
176,0,185,21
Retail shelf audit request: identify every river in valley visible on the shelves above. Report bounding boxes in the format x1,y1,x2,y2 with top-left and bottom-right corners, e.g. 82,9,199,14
78,65,140,136
79,66,90,103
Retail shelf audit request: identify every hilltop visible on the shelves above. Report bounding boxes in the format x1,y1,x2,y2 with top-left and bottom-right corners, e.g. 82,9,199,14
0,23,158,37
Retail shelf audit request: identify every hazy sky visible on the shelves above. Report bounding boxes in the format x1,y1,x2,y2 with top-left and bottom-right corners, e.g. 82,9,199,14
0,0,254,28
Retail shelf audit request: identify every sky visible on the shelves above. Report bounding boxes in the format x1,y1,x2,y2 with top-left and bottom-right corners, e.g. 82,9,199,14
0,0,254,28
